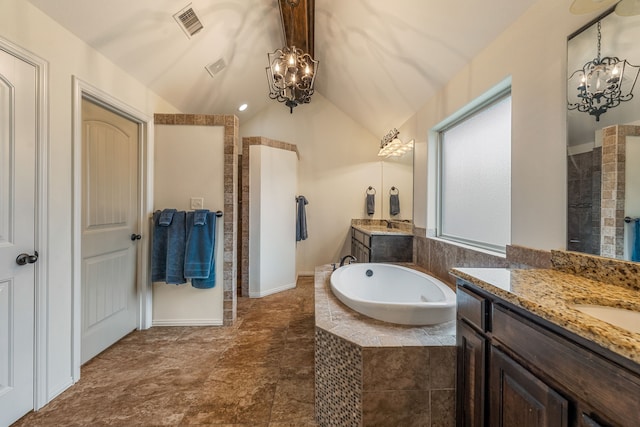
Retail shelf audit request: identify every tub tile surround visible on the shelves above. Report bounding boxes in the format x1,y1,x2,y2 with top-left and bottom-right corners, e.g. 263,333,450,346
154,113,238,325
315,265,456,426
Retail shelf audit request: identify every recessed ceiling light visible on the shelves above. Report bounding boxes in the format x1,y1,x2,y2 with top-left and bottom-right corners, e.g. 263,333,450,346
238,103,248,112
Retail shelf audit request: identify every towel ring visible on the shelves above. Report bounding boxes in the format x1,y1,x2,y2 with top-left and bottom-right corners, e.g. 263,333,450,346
389,186,399,195
366,186,376,195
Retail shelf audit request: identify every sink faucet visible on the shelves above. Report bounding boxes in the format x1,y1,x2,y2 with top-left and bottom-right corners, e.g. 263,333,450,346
339,255,357,267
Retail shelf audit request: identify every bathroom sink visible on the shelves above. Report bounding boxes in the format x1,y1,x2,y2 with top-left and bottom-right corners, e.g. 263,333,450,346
571,304,640,334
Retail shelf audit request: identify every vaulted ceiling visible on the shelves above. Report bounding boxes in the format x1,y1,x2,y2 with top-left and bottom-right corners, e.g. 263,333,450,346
28,0,538,138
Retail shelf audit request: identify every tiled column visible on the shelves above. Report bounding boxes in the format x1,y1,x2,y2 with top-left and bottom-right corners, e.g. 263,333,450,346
600,125,640,258
153,114,238,325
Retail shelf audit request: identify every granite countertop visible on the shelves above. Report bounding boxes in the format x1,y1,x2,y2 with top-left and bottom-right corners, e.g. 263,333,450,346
351,224,412,236
314,265,456,347
451,267,640,364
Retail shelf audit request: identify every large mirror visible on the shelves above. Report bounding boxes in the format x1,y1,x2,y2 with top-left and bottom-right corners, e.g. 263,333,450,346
381,143,414,221
567,10,640,260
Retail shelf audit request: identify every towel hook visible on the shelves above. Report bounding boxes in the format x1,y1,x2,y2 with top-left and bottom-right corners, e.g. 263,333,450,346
389,186,399,195
366,186,376,195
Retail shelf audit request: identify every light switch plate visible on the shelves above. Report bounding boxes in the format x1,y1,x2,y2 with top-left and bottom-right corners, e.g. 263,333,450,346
190,197,204,209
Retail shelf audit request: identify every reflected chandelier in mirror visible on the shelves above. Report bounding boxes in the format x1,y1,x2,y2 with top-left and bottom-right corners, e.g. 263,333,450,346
567,10,640,261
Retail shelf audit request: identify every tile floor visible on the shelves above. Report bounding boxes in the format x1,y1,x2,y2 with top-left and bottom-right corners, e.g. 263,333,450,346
14,277,317,426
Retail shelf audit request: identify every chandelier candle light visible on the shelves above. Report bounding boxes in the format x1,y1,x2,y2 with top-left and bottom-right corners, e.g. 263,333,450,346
568,21,640,121
266,0,319,113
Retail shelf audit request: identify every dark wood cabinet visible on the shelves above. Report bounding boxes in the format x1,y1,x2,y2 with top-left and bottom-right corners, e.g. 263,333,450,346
457,320,487,427
456,279,640,427
350,227,412,263
489,346,568,427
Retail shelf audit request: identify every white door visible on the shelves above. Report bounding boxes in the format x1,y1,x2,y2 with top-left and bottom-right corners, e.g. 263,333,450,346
0,49,37,426
81,99,139,363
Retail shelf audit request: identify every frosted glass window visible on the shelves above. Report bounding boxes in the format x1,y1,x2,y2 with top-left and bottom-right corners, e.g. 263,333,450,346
439,94,511,252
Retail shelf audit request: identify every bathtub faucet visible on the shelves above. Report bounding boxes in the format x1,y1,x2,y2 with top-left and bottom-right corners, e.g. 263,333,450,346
339,255,357,267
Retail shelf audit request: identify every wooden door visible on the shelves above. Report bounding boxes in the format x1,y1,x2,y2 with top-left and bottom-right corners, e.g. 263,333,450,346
81,99,139,363
0,47,37,426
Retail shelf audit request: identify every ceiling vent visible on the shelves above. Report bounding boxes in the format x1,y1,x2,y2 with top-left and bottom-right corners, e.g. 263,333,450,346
205,58,227,78
174,4,204,39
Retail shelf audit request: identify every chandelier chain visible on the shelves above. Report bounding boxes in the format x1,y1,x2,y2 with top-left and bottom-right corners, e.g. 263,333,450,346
597,21,602,61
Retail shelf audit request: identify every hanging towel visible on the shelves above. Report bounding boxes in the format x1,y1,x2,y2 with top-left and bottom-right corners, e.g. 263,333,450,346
633,220,640,262
193,209,209,226
165,211,187,284
390,193,400,216
158,208,177,226
296,196,309,241
151,210,169,282
184,211,217,289
152,209,186,284
366,194,375,216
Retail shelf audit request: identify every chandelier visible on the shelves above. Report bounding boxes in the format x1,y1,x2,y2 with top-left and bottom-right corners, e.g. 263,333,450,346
378,128,414,158
266,0,319,113
568,21,640,121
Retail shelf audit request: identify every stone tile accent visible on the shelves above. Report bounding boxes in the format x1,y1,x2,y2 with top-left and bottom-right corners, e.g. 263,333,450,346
551,249,640,292
505,245,552,269
412,236,509,285
240,137,299,296
600,125,640,258
412,236,552,284
154,114,238,325
315,328,362,426
314,265,456,426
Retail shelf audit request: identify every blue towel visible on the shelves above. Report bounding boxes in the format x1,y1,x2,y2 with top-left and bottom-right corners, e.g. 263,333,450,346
633,220,640,262
390,194,400,216
165,211,187,284
296,196,309,242
152,209,187,284
366,194,375,215
151,210,169,282
194,209,209,226
184,211,217,289
158,208,177,226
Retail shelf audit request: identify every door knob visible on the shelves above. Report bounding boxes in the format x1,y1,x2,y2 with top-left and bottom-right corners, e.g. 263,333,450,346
130,234,142,241
16,251,39,266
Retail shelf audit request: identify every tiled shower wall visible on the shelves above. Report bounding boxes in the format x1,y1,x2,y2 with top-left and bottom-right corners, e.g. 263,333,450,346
567,148,601,255
154,114,238,325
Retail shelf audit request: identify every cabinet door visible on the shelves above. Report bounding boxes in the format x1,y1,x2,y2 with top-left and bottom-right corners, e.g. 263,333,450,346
489,347,568,427
457,320,487,427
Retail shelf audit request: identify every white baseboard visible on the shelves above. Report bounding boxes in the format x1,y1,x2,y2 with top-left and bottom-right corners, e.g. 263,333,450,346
151,319,224,326
249,281,296,298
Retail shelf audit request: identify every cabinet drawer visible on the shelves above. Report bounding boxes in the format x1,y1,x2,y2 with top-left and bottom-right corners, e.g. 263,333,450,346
456,285,488,332
492,305,640,427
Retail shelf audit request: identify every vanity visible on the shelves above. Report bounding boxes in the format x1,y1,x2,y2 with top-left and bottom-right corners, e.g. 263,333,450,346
350,221,413,263
452,267,640,427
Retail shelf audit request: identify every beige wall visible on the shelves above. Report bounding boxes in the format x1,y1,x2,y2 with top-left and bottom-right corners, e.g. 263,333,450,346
407,0,602,251
153,125,224,324
241,93,382,273
0,0,179,402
